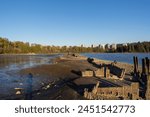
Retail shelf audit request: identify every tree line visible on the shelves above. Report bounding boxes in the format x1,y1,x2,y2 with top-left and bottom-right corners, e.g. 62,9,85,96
116,42,150,53
0,37,150,54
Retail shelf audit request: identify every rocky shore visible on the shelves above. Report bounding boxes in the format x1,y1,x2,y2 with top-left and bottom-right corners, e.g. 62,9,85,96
1,54,138,100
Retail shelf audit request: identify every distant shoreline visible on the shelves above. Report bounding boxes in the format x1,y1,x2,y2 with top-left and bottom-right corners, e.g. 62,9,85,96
0,53,60,56
0,52,150,55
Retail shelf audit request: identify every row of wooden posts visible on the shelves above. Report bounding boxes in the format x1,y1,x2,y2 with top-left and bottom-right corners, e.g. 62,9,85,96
133,56,150,75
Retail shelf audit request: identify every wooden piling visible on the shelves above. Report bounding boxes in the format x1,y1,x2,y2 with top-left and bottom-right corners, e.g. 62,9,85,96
149,59,150,74
142,58,146,74
133,56,138,73
104,67,110,78
145,57,150,74
136,56,138,71
133,56,136,73
146,74,150,100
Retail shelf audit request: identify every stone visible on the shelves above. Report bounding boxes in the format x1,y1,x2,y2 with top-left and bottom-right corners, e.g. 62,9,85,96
16,91,21,95
37,92,41,95
46,85,50,89
15,88,22,95
81,70,94,77
19,83,23,86
84,81,139,100
94,68,104,77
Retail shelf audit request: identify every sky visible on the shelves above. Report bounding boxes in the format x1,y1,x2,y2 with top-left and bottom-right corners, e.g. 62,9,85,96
0,0,150,46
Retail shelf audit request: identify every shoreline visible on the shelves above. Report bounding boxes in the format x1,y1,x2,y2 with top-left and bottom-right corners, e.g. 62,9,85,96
0,54,145,99
0,52,149,65
0,53,61,56
16,56,137,99
0,52,150,55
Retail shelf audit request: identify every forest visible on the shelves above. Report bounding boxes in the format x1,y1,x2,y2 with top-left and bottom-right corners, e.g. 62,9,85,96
0,37,150,54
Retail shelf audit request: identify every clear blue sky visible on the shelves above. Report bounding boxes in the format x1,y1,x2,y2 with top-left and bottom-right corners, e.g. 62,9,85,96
0,0,150,46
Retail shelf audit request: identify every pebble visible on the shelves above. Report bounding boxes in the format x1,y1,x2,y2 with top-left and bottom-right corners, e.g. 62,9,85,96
19,83,23,85
37,92,41,95
16,91,21,95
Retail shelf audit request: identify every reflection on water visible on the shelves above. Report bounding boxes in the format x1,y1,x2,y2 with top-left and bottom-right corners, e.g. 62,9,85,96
0,54,60,99
0,55,57,69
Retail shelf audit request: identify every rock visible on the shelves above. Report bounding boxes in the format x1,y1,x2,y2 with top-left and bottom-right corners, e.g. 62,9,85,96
37,92,41,95
46,85,50,89
42,84,51,90
16,91,21,95
19,83,23,85
81,70,94,77
41,82,45,86
14,88,23,95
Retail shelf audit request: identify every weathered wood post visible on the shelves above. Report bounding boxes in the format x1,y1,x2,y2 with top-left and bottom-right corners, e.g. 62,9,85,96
145,57,150,74
104,67,110,78
142,58,146,75
133,56,139,81
145,57,150,98
133,56,138,73
141,58,147,98
146,74,150,100
136,56,138,72
149,59,150,74
133,56,136,73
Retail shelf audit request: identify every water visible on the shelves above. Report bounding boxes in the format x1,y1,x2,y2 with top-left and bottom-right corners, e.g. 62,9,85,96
81,53,150,64
0,54,61,98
